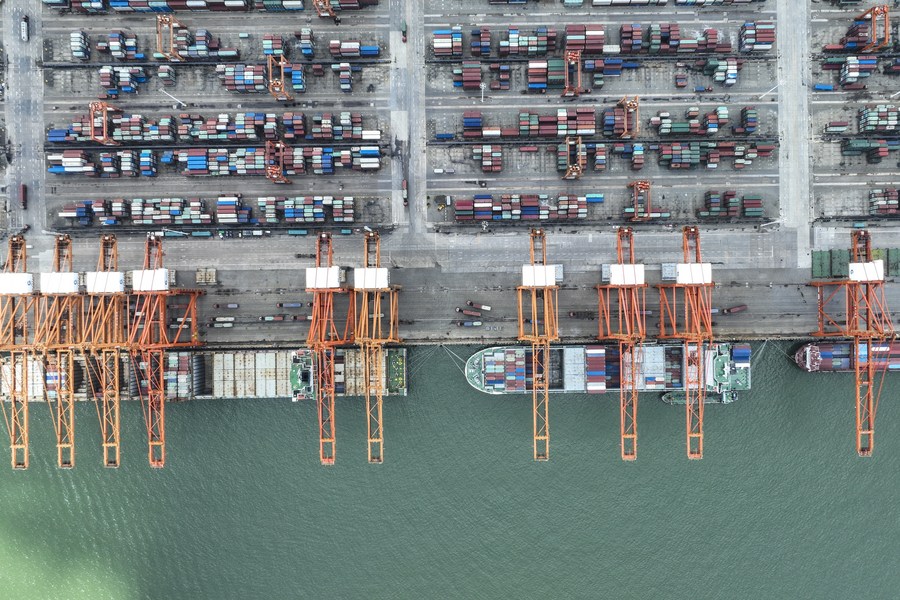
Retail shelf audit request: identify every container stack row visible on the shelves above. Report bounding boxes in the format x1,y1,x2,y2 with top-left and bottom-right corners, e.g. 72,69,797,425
453,194,590,221
99,65,148,94
585,347,606,394
858,105,899,134
868,188,900,216
433,27,464,58
500,27,559,56
70,31,91,60
329,40,380,58
698,191,765,218
472,144,503,172
739,21,776,53
216,64,266,92
256,196,356,223
45,0,378,10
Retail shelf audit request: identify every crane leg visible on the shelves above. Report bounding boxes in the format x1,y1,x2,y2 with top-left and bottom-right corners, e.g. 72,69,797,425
856,353,875,457
101,350,121,467
317,350,336,465
685,343,704,460
55,350,76,468
137,350,166,468
533,344,550,461
365,345,384,464
6,351,30,469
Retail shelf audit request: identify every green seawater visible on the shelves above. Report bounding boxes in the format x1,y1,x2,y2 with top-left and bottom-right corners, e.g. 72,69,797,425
1,342,898,599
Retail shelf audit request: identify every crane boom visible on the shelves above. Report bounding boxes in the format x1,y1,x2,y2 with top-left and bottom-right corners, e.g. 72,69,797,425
355,232,400,463
306,233,355,464
0,235,33,469
657,226,714,459
517,229,559,460
598,228,647,460
809,229,894,455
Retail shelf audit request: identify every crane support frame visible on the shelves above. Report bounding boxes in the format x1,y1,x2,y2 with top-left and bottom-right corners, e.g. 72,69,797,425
656,226,714,459
597,228,648,460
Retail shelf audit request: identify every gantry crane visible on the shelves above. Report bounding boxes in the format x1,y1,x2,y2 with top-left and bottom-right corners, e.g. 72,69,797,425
618,96,640,139
88,101,120,146
127,235,203,467
517,229,560,461
32,235,81,468
155,14,185,61
809,230,894,456
562,135,585,180
628,180,652,222
597,228,647,460
562,50,583,97
267,54,294,102
81,235,127,467
265,140,292,184
313,0,336,18
657,226,714,459
857,6,891,52
0,235,34,469
354,232,400,463
306,233,355,464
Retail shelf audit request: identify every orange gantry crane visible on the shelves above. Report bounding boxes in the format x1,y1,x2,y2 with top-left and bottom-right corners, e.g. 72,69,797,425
517,229,560,461
354,232,400,463
265,140,292,184
562,135,585,180
127,235,203,467
657,226,714,459
0,235,34,469
597,228,647,460
562,50,583,97
857,6,891,52
618,96,640,139
313,0,336,18
306,233,355,464
155,14,185,61
82,234,127,467
32,235,82,468
88,101,120,146
809,230,894,456
267,54,294,102
628,180,652,222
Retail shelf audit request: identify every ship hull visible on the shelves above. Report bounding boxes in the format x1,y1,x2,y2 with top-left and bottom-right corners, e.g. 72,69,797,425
794,342,900,373
465,343,751,400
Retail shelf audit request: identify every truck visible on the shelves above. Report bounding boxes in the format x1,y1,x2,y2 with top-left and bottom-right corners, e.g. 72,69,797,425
213,303,239,309
568,310,596,320
401,20,408,43
456,321,482,327
18,184,27,210
20,16,29,43
214,316,235,322
456,307,481,317
722,304,748,315
466,300,491,311
211,322,234,328
277,302,309,308
402,179,408,206
259,315,286,322
813,83,834,92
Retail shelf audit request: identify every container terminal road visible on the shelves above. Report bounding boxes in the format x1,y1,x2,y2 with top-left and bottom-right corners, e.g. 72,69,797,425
1,0,900,468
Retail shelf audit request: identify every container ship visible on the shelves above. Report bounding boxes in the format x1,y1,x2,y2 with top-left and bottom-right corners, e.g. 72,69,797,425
465,343,751,403
794,341,900,373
